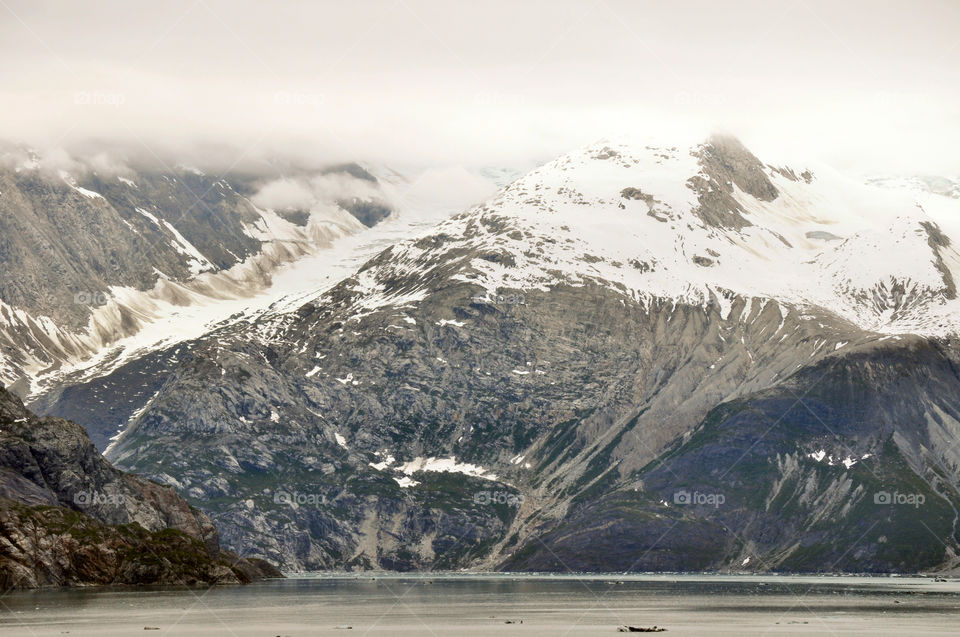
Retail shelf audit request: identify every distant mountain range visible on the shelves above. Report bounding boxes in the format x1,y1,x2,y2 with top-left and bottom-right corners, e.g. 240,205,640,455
10,136,960,576
865,175,960,199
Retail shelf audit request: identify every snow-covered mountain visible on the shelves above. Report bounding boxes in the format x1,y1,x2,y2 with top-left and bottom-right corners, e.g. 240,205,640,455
29,136,960,574
390,136,960,336
4,159,498,405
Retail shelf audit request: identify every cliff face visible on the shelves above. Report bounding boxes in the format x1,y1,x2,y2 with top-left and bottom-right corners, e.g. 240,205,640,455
0,386,280,590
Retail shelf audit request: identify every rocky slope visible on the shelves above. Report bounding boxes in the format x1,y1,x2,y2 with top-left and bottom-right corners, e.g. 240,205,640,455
502,336,960,573
0,386,280,589
0,146,392,394
32,136,960,574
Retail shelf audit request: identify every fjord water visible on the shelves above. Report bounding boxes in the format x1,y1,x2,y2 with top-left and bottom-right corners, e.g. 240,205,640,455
2,575,959,636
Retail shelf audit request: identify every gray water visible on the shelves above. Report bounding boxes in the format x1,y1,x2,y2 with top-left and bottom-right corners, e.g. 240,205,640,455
1,573,959,636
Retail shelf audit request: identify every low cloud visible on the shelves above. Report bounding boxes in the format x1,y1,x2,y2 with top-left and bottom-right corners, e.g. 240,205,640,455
0,1,956,176
250,178,316,211
251,173,383,212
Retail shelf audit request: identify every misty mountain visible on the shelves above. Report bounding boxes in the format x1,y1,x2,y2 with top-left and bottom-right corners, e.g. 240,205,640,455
0,148,393,394
867,175,960,200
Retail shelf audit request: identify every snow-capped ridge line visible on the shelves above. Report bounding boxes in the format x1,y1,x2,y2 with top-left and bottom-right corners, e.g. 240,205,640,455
316,136,960,338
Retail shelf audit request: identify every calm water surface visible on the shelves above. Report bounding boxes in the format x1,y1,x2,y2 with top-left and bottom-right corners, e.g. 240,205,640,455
1,573,959,636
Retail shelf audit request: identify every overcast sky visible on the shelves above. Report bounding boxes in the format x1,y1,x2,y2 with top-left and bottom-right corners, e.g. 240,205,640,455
0,0,957,174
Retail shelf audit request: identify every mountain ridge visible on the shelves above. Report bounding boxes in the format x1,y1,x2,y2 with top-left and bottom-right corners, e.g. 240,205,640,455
26,135,960,574
0,150,400,394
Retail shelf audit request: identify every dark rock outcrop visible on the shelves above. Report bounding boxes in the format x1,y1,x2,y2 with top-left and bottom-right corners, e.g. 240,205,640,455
686,135,779,229
0,386,281,589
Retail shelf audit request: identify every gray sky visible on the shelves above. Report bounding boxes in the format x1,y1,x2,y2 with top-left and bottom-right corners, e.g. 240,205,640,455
0,0,957,174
